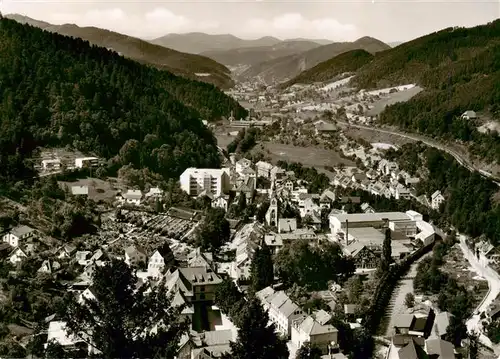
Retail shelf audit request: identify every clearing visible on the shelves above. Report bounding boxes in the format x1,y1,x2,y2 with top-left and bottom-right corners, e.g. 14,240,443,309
365,86,423,116
259,142,354,168
59,177,123,203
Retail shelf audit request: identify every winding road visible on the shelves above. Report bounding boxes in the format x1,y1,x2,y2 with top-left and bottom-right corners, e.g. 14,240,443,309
337,121,500,186
459,234,500,356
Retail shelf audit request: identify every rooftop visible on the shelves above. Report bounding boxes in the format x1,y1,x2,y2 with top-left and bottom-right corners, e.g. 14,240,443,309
330,212,411,223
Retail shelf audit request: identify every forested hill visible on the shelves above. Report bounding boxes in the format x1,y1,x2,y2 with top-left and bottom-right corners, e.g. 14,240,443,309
283,49,374,87
355,19,500,165
0,18,246,182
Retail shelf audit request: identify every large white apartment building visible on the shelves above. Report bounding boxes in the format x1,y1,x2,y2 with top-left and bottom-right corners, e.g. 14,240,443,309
329,211,417,237
180,168,231,197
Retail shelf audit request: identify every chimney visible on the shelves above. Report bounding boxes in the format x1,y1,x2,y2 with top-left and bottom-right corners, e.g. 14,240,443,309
345,219,349,246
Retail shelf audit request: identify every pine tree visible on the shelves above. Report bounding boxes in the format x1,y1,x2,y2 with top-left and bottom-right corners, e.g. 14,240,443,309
60,258,188,358
381,228,392,271
227,298,289,359
250,242,275,293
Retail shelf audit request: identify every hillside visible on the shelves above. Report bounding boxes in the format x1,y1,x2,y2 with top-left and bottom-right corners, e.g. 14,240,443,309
284,49,374,87
5,14,234,89
240,36,390,83
201,40,322,67
355,20,500,165
0,18,247,185
150,32,282,54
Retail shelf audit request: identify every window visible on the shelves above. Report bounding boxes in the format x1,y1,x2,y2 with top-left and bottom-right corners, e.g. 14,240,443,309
200,286,205,292
200,294,206,300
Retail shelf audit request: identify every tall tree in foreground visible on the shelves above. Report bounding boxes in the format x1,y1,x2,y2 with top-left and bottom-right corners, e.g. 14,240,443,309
196,207,230,251
250,242,274,293
225,298,289,359
295,342,322,359
60,258,188,359
381,228,392,271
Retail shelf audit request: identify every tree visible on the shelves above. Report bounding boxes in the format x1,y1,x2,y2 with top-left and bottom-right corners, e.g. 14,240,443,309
405,292,415,308
60,258,188,359
295,342,322,359
196,208,230,251
468,331,479,359
250,242,274,293
227,298,289,359
381,228,392,271
445,315,468,347
236,193,247,217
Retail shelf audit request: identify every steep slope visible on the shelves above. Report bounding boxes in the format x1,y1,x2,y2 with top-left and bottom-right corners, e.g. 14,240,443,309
0,18,247,181
150,32,282,54
240,36,390,83
284,49,374,87
5,14,234,89
201,40,322,67
355,20,500,165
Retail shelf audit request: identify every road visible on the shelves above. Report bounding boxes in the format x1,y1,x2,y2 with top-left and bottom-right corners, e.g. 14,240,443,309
459,234,500,355
337,121,500,186
384,253,432,337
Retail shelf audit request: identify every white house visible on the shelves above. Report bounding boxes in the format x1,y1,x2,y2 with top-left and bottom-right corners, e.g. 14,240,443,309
256,161,273,178
2,225,35,247
41,159,61,171
180,168,231,197
212,195,230,212
329,212,416,236
431,190,445,210
256,287,304,338
9,247,27,264
278,218,297,233
148,244,174,279
235,158,252,176
122,190,143,205
45,321,94,355
71,186,89,196
291,310,339,354
78,287,97,304
461,110,477,120
395,185,411,200
145,187,163,199
74,157,99,168
124,245,147,267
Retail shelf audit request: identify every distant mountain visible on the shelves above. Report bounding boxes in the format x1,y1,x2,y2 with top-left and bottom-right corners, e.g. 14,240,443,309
5,14,234,89
201,40,323,67
388,41,403,48
240,36,390,83
150,33,282,54
283,49,374,87
286,38,333,45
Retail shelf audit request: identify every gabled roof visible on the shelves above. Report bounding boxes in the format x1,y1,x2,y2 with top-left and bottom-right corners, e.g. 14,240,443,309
295,312,338,336
10,225,35,238
434,312,453,337
394,314,415,329
425,338,455,359
397,339,429,359
431,190,443,199
269,291,300,318
123,189,142,200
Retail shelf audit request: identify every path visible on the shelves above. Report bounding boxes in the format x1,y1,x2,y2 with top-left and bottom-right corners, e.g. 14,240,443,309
384,253,431,337
337,121,500,186
459,234,500,356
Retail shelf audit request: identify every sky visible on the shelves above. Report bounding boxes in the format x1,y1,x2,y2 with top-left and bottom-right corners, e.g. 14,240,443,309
1,0,499,43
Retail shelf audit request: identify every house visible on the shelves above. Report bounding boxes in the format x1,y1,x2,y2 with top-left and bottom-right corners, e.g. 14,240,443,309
145,187,163,199
395,185,411,200
2,225,35,247
164,266,223,303
392,310,435,338
180,168,231,197
78,287,98,304
256,161,273,179
55,244,76,259
9,246,28,264
45,321,91,355
361,203,375,213
148,243,175,278
71,186,89,196
342,242,379,269
177,330,233,359
212,195,230,212
75,251,91,266
230,223,264,279
278,218,297,233
424,337,456,359
351,172,367,183
256,286,304,337
122,189,143,205
461,110,477,120
319,190,336,209
291,310,339,354
431,190,445,210
283,179,294,191
315,121,338,136
74,157,99,168
270,166,286,186
235,158,252,176
124,245,147,267
38,259,61,274
187,248,214,270
433,312,453,339
41,159,61,171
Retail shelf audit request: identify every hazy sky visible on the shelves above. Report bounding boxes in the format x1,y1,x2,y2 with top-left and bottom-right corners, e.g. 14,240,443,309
1,0,499,42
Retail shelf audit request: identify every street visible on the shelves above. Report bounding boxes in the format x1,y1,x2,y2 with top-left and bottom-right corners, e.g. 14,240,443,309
459,235,500,356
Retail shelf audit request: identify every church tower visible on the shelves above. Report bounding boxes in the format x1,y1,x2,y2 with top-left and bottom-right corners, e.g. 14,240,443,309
265,194,278,227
